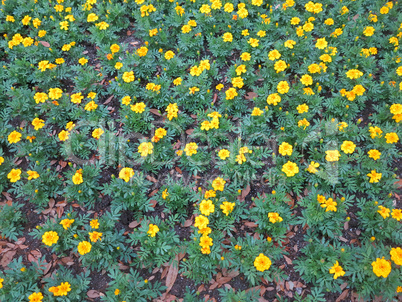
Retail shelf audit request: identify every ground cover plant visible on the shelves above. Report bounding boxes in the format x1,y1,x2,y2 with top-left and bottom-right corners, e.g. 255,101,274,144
0,0,401,301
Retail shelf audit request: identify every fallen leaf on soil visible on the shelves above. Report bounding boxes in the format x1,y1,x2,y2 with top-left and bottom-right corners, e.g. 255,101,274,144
197,284,205,293
239,184,250,201
39,41,50,47
146,175,158,183
336,289,349,302
128,220,140,228
183,219,192,227
283,255,292,265
245,91,258,100
175,167,182,174
150,108,161,116
87,290,104,298
149,200,158,208
28,249,42,263
244,221,257,228
165,255,180,293
104,95,113,104
0,250,16,267
186,129,194,135
148,189,158,197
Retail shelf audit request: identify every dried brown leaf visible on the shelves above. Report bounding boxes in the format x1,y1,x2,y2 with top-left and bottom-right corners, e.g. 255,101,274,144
165,255,180,293
150,108,162,116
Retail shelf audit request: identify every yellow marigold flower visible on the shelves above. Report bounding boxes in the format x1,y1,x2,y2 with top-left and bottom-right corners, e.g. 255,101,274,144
87,13,98,22
184,142,198,156
371,257,391,278
363,26,375,37
340,141,356,154
282,161,299,177
90,219,99,229
300,75,313,86
274,60,287,73
22,15,32,25
284,39,296,48
131,102,146,114
92,128,104,140
367,149,381,160
346,69,363,79
84,101,98,111
78,57,88,65
164,50,175,60
38,30,47,37
114,289,120,296
254,253,271,272
367,170,382,183
235,64,246,75
277,81,289,94
329,261,345,279
77,241,92,255
315,38,328,49
248,38,259,48
385,132,399,144
251,107,263,116
200,4,211,14
138,142,153,157
231,77,244,88
119,167,134,182
47,88,62,101
6,15,15,22
369,126,382,139
199,199,215,216
122,71,135,83
218,149,230,160
224,3,234,12
166,103,178,120
189,86,200,94
390,247,402,266
267,93,281,106
72,170,83,185
303,22,314,32
257,30,266,37
60,219,74,230
225,87,238,100
240,52,251,61
59,21,69,30
290,17,300,25
296,103,309,114
220,201,235,216
28,292,43,301
325,150,340,162
8,169,22,182
212,177,226,191
173,77,182,86
278,142,292,156
8,130,22,144
307,161,320,173
223,32,233,42
377,205,390,219
194,215,209,229
321,198,337,212
199,235,213,248
298,118,310,129
268,49,281,61
325,18,334,25
390,104,402,115
268,212,283,223
88,231,102,243
27,170,40,180
96,21,109,30
392,209,402,221
58,130,69,141
42,231,59,246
